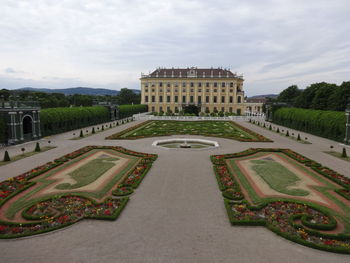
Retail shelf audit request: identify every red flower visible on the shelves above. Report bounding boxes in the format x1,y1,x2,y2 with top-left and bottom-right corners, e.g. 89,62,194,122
104,210,111,215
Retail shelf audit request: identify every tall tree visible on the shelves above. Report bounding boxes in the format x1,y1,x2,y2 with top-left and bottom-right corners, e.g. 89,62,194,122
277,85,301,104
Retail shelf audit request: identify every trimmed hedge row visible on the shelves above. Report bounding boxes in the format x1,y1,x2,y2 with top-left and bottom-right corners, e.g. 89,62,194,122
272,107,346,142
119,104,148,119
40,106,110,136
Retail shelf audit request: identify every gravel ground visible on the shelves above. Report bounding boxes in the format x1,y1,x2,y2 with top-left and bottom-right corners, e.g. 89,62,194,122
0,120,349,263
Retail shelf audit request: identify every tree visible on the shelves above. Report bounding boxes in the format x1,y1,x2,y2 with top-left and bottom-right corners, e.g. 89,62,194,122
327,82,350,111
277,85,301,104
183,105,200,115
311,83,337,110
117,88,140,105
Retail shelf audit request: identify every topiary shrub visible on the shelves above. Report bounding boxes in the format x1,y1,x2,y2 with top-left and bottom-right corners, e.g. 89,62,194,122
102,125,104,131
277,128,280,133
79,130,84,138
342,148,348,158
92,127,95,134
35,142,41,152
297,134,301,141
3,150,10,162
269,125,272,130
286,130,289,137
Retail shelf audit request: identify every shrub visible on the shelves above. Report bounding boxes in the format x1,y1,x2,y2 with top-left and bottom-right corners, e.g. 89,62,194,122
273,107,346,142
342,148,347,158
297,134,301,141
3,150,10,162
35,142,41,152
277,128,280,133
286,130,289,137
92,127,95,134
79,130,84,138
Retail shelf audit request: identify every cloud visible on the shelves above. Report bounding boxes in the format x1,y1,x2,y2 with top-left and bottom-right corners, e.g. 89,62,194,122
0,0,349,95
4,67,27,74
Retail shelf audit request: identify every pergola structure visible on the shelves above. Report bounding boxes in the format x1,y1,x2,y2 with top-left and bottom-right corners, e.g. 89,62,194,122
0,97,41,145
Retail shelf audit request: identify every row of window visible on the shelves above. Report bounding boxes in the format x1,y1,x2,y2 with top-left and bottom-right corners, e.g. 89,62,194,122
144,82,241,88
145,95,242,104
145,87,242,93
151,106,242,115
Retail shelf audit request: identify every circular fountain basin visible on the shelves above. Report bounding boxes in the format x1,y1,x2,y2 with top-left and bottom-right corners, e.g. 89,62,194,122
152,138,219,150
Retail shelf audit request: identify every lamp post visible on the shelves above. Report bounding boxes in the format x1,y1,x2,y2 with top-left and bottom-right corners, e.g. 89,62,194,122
344,98,350,145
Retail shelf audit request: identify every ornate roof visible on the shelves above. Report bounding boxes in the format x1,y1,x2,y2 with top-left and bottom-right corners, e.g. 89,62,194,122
141,67,243,79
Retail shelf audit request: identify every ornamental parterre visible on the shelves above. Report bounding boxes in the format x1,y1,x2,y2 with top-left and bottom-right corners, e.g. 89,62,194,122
106,120,273,142
0,146,157,238
211,148,350,254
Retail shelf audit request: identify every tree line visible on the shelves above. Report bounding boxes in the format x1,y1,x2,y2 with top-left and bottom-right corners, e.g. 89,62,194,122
274,81,350,111
0,88,141,108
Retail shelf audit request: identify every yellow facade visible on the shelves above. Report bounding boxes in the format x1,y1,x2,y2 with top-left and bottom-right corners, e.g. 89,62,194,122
140,68,245,115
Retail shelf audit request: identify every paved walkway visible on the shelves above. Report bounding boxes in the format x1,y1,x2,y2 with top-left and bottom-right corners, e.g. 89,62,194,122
0,120,349,263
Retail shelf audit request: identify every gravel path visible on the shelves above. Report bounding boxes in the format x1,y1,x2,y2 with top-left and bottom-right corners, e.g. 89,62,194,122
0,120,349,263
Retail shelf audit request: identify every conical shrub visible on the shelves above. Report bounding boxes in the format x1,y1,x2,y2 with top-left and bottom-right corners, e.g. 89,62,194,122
297,134,301,141
35,142,41,152
79,130,84,138
342,148,348,158
3,150,10,162
286,130,289,137
92,127,95,134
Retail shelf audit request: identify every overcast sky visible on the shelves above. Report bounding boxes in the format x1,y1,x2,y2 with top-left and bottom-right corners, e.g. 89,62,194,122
0,0,349,96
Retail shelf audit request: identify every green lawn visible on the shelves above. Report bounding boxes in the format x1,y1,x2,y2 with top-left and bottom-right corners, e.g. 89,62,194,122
250,159,309,196
5,149,139,220
56,155,119,190
107,120,271,142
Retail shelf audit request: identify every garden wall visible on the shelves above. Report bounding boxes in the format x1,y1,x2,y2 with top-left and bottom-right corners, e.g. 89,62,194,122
272,107,346,142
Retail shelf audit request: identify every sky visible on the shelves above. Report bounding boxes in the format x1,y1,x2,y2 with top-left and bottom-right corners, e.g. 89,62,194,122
0,0,349,96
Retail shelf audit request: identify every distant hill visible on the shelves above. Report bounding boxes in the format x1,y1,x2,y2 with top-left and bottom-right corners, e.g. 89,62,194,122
16,87,141,96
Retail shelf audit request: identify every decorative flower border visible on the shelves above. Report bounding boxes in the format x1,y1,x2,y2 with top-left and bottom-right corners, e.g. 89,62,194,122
211,148,350,254
106,120,273,142
0,146,157,239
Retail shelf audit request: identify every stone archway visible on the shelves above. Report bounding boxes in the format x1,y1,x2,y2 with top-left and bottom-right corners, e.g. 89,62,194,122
22,115,33,139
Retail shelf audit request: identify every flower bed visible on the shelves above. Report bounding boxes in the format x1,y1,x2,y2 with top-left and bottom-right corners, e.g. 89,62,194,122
106,120,273,142
0,146,157,238
211,148,350,254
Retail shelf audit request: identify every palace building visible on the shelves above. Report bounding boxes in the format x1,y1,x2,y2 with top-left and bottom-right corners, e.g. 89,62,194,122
140,67,246,114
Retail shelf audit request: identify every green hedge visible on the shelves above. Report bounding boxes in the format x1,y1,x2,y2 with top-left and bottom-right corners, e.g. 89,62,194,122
40,106,109,136
273,107,346,142
119,104,148,118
